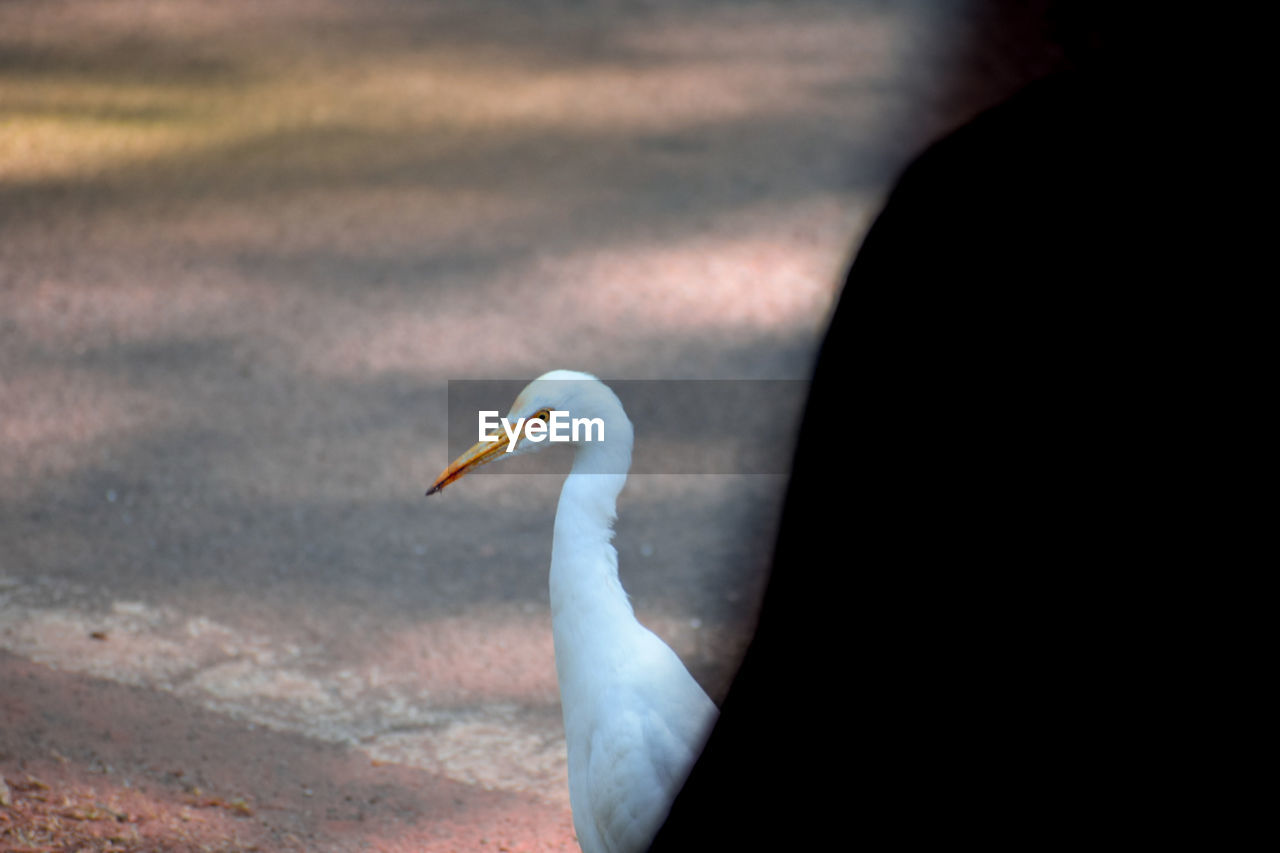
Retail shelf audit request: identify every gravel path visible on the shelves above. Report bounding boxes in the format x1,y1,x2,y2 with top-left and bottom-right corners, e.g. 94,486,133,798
1,1,1070,848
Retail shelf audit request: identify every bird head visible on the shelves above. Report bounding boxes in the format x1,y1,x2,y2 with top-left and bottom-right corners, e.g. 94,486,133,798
427,370,631,495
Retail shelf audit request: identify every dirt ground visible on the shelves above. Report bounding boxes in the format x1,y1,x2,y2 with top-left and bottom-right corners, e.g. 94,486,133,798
1,1,1068,849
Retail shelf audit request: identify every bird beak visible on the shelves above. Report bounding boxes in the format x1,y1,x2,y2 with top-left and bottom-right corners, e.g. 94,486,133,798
426,430,512,495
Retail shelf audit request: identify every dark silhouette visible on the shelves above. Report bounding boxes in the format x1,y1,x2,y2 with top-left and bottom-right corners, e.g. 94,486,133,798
651,7,1155,848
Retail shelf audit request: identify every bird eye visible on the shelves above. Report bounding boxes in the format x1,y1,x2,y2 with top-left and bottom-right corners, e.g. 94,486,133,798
535,410,549,421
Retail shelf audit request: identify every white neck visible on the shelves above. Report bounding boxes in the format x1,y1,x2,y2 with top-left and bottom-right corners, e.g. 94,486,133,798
549,437,635,662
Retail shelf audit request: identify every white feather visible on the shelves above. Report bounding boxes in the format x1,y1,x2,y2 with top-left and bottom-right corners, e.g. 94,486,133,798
466,371,718,853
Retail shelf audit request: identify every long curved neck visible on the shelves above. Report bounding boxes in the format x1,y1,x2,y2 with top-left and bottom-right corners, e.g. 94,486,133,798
549,437,634,631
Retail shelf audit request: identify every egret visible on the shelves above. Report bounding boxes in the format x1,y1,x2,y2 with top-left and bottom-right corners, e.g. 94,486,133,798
428,370,718,853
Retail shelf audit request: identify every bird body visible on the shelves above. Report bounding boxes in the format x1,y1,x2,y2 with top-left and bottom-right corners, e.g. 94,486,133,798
429,371,717,853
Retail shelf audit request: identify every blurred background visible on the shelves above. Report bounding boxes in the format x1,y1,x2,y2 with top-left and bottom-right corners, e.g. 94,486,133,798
1,1,1082,849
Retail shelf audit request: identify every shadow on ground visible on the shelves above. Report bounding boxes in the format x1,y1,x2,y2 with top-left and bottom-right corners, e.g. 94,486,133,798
2,0,1076,849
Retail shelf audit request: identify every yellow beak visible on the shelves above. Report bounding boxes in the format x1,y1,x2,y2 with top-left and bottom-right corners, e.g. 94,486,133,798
426,430,512,495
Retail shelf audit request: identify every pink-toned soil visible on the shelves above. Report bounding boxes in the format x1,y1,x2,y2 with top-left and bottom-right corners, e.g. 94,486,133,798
1,0,1065,849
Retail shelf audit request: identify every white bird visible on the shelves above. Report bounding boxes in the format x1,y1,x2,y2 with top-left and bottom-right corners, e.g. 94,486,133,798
428,370,718,853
